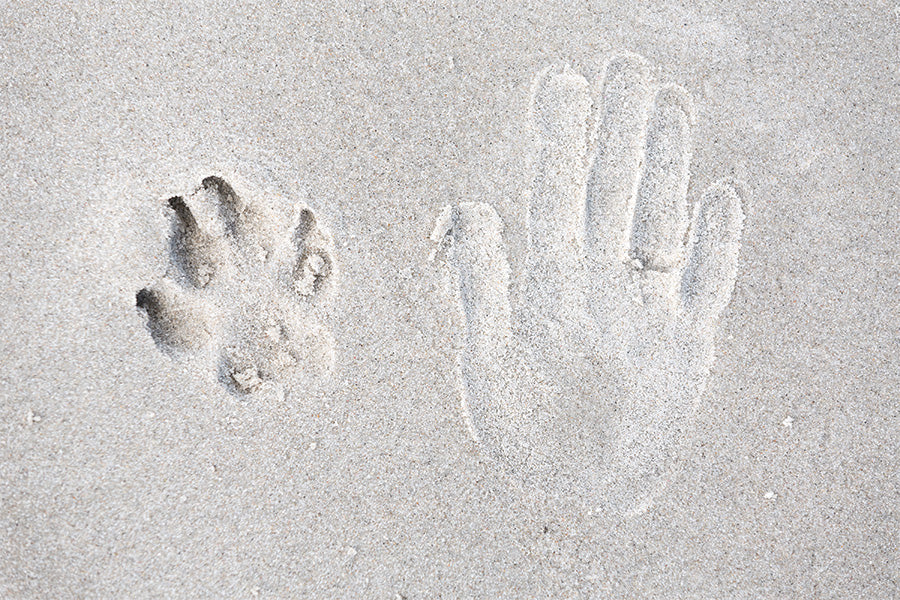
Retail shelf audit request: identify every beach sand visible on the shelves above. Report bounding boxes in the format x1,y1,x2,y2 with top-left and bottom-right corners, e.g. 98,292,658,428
1,1,898,597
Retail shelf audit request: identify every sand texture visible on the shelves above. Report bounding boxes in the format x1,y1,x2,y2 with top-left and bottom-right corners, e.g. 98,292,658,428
1,1,898,598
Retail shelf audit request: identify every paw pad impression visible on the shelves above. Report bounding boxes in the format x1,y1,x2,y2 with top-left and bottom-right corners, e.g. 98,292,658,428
137,175,337,395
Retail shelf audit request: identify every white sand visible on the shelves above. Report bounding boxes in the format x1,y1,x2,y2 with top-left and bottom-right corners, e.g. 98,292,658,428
1,2,898,598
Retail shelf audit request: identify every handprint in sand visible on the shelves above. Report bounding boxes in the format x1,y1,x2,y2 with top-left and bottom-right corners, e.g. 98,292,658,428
433,54,745,516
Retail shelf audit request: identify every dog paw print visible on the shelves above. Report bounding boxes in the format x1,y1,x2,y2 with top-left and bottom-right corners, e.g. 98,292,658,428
433,54,746,516
137,176,337,395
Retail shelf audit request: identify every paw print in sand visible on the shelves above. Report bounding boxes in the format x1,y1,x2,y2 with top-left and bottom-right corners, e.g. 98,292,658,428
137,176,337,395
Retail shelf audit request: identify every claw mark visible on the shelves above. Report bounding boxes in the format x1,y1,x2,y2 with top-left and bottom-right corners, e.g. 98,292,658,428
135,287,155,309
428,205,456,262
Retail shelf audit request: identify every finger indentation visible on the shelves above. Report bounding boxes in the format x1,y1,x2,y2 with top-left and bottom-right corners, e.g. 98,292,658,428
445,203,513,352
530,66,592,260
630,86,693,271
533,65,592,146
435,202,514,443
586,53,651,258
680,180,745,321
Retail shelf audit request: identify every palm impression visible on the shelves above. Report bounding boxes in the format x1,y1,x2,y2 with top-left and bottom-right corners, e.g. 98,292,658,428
433,54,745,516
137,175,337,396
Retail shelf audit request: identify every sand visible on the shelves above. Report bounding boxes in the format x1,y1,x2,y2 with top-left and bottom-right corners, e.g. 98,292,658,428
1,1,898,598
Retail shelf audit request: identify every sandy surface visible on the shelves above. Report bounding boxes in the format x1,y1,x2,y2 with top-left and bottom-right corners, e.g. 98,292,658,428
1,1,898,597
